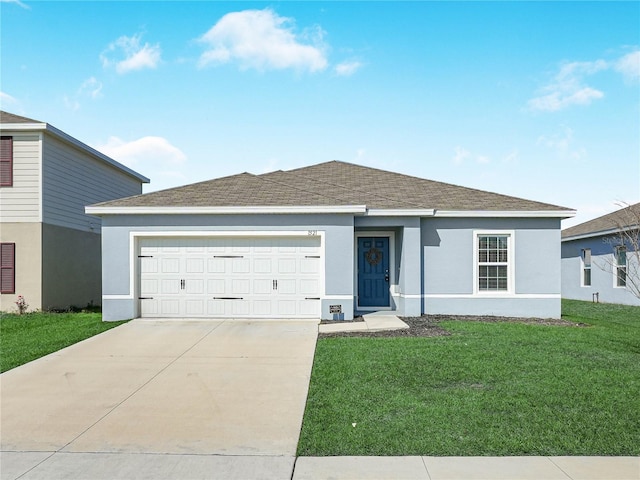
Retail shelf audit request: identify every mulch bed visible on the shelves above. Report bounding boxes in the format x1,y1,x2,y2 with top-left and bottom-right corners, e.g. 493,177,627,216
319,315,589,338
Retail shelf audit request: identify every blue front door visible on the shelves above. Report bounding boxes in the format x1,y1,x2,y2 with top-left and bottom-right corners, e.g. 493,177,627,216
358,237,390,307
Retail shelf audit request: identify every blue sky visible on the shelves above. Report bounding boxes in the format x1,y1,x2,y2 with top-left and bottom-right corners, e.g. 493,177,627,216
2,1,639,227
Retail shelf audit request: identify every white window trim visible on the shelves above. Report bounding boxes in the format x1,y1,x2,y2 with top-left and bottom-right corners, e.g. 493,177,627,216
581,248,592,287
613,246,627,289
473,230,515,295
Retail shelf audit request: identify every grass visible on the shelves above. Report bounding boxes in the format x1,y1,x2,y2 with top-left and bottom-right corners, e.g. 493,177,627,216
297,300,640,456
0,311,128,373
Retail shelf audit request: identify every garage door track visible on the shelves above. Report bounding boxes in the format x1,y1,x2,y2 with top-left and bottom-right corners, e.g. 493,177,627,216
1,319,318,479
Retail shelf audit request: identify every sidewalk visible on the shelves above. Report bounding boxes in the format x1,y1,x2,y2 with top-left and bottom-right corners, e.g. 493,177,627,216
293,456,640,480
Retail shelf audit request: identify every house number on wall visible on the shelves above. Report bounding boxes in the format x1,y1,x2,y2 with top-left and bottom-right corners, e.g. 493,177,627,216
308,230,318,236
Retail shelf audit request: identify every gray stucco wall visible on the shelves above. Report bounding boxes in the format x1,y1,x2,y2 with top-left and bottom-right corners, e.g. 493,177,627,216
421,217,562,318
99,213,565,321
561,235,640,306
100,213,356,321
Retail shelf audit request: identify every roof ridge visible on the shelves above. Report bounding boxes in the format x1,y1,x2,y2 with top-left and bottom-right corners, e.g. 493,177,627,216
268,168,423,209
291,160,571,211
255,170,365,206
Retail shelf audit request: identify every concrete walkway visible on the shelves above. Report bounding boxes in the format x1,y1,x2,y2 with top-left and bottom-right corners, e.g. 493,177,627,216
319,312,409,334
1,319,318,480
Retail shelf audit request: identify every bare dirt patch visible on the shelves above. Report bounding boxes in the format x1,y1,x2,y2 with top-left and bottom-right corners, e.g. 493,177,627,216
319,315,589,338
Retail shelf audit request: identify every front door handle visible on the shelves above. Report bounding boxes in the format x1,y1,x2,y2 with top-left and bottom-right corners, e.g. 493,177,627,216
384,269,389,283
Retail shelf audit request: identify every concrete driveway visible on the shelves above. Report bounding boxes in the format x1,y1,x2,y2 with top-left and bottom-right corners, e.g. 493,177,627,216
1,319,318,480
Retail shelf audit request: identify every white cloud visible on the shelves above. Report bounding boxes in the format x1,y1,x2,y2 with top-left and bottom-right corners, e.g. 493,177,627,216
78,77,103,99
63,77,103,111
614,50,640,82
528,60,607,112
0,91,19,107
94,136,186,171
529,50,640,112
528,86,604,112
452,146,470,165
101,33,161,74
537,125,586,161
197,8,328,73
335,60,363,77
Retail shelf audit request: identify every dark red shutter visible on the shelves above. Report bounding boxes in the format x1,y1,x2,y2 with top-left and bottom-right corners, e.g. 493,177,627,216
0,136,13,187
0,243,16,294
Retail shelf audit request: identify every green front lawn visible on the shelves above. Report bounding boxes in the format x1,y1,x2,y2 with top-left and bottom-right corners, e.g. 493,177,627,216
0,312,128,373
297,300,640,456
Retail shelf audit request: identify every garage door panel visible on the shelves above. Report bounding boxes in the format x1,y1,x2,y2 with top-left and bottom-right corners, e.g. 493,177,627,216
139,236,322,318
299,299,319,315
140,257,158,274
207,299,225,315
232,258,250,273
160,299,180,315
253,258,273,273
185,299,205,315
300,279,319,295
278,259,296,273
141,279,158,295
300,257,320,273
277,300,296,315
161,258,180,273
232,279,250,294
185,279,204,294
232,300,250,316
186,258,204,273
208,258,225,273
278,279,297,294
207,279,225,294
253,300,271,315
141,299,158,316
253,279,272,294
161,279,180,294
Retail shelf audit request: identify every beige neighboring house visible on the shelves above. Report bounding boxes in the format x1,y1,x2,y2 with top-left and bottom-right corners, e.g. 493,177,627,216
0,111,149,312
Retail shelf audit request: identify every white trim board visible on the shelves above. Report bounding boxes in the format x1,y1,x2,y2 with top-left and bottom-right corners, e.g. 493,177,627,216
86,205,367,215
423,294,561,299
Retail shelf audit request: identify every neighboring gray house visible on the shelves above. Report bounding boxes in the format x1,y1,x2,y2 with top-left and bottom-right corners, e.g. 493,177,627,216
87,161,574,321
0,111,149,312
561,203,640,306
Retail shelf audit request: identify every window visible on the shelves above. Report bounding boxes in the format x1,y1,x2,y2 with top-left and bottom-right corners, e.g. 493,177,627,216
582,248,592,286
477,233,512,292
615,246,627,287
0,243,15,294
0,136,13,187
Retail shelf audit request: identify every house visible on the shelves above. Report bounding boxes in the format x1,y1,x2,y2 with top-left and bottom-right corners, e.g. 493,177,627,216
0,111,149,312
86,161,574,321
561,203,640,306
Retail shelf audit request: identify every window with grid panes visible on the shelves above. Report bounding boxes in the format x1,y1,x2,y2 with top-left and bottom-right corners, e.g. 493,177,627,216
478,235,509,291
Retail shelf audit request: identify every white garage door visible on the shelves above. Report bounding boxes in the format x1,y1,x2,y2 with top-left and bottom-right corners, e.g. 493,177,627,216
138,236,322,318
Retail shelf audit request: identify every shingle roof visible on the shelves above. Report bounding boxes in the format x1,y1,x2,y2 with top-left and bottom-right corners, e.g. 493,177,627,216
562,203,640,239
0,110,43,124
92,160,572,212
